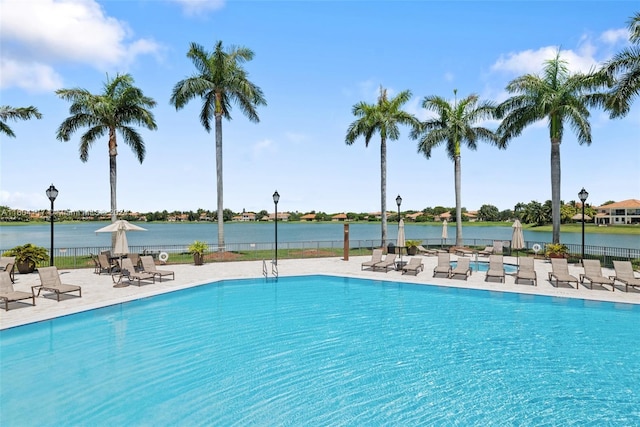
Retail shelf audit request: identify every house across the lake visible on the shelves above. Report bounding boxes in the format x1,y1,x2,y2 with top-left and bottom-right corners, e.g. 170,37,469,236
594,199,640,225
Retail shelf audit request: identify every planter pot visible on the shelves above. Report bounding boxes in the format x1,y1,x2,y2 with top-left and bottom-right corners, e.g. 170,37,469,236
548,253,567,259
193,253,204,266
407,246,418,256
16,260,36,274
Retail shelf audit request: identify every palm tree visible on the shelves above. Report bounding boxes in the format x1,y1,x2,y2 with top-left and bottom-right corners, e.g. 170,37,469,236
170,41,266,249
56,73,157,223
345,86,418,247
603,12,640,118
411,90,498,246
522,200,548,226
496,52,610,243
0,106,42,138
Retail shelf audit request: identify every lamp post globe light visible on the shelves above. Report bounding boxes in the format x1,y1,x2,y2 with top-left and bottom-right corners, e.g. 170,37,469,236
46,184,59,266
273,190,280,265
578,188,589,261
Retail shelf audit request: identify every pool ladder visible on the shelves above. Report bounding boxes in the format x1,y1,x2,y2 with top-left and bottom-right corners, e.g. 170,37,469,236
262,259,278,279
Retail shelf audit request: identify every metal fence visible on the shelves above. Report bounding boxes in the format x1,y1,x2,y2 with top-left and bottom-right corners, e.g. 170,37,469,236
3,238,639,270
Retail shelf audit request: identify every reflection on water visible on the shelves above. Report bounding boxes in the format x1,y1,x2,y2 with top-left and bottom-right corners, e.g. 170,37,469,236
1,222,638,250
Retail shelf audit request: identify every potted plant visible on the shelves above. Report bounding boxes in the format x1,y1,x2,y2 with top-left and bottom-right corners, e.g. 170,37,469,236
545,243,568,259
3,243,49,273
188,240,208,265
405,240,422,256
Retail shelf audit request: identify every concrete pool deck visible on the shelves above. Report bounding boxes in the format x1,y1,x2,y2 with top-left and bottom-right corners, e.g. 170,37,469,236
2,254,639,330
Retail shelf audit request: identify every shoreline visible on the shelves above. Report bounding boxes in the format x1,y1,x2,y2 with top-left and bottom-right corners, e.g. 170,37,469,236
1,220,639,236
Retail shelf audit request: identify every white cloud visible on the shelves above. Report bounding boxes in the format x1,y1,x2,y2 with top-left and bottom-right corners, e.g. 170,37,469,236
252,138,273,157
491,45,600,76
0,190,48,211
284,132,307,144
0,57,62,91
0,0,161,90
171,0,225,16
600,28,629,45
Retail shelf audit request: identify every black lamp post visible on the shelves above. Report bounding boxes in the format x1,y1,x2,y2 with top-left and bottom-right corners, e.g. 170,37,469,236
396,194,402,258
273,190,280,265
578,188,588,261
46,184,59,266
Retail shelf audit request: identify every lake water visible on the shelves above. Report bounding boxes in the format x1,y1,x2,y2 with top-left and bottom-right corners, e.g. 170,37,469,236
1,222,638,250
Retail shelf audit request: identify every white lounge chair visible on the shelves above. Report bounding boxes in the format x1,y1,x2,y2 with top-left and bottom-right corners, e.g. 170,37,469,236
140,255,175,281
580,259,614,291
450,257,472,280
373,255,397,272
401,257,424,275
361,249,383,270
33,267,82,301
0,271,35,311
485,255,505,283
514,257,537,286
117,258,155,286
433,253,451,278
548,258,579,289
611,261,640,292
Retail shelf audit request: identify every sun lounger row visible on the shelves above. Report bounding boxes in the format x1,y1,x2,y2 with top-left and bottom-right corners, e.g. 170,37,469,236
1,257,177,311
361,250,425,275
430,253,639,291
546,258,635,292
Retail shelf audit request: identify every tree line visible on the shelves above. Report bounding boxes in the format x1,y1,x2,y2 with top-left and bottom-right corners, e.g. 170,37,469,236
0,198,606,225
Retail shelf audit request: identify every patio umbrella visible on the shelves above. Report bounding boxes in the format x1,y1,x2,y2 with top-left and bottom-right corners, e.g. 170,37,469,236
571,213,592,221
95,220,147,255
511,219,525,256
397,219,406,262
441,220,448,247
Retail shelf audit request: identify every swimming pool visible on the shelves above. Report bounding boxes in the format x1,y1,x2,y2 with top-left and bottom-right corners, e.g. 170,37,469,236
450,260,517,273
1,275,639,425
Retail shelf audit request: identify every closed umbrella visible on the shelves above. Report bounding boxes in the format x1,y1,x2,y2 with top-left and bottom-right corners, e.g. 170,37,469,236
511,219,525,255
397,219,406,263
441,220,448,248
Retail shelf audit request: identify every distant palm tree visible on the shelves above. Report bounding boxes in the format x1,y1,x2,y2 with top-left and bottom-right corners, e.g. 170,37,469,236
345,86,418,247
496,52,610,243
411,90,498,246
56,73,157,223
0,106,42,138
170,41,266,249
603,12,640,117
522,200,549,226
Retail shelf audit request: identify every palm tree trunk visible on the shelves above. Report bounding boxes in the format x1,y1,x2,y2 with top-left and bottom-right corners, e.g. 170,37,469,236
380,136,387,249
550,139,561,243
109,129,117,249
215,114,224,250
454,154,462,246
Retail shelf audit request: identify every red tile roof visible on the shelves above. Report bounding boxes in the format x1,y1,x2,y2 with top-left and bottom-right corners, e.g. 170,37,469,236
597,199,640,209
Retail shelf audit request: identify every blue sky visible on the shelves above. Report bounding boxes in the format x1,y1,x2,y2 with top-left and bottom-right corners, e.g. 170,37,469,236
1,0,638,215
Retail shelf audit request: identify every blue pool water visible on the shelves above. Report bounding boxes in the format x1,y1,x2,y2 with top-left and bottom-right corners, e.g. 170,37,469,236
1,276,639,425
451,260,517,273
